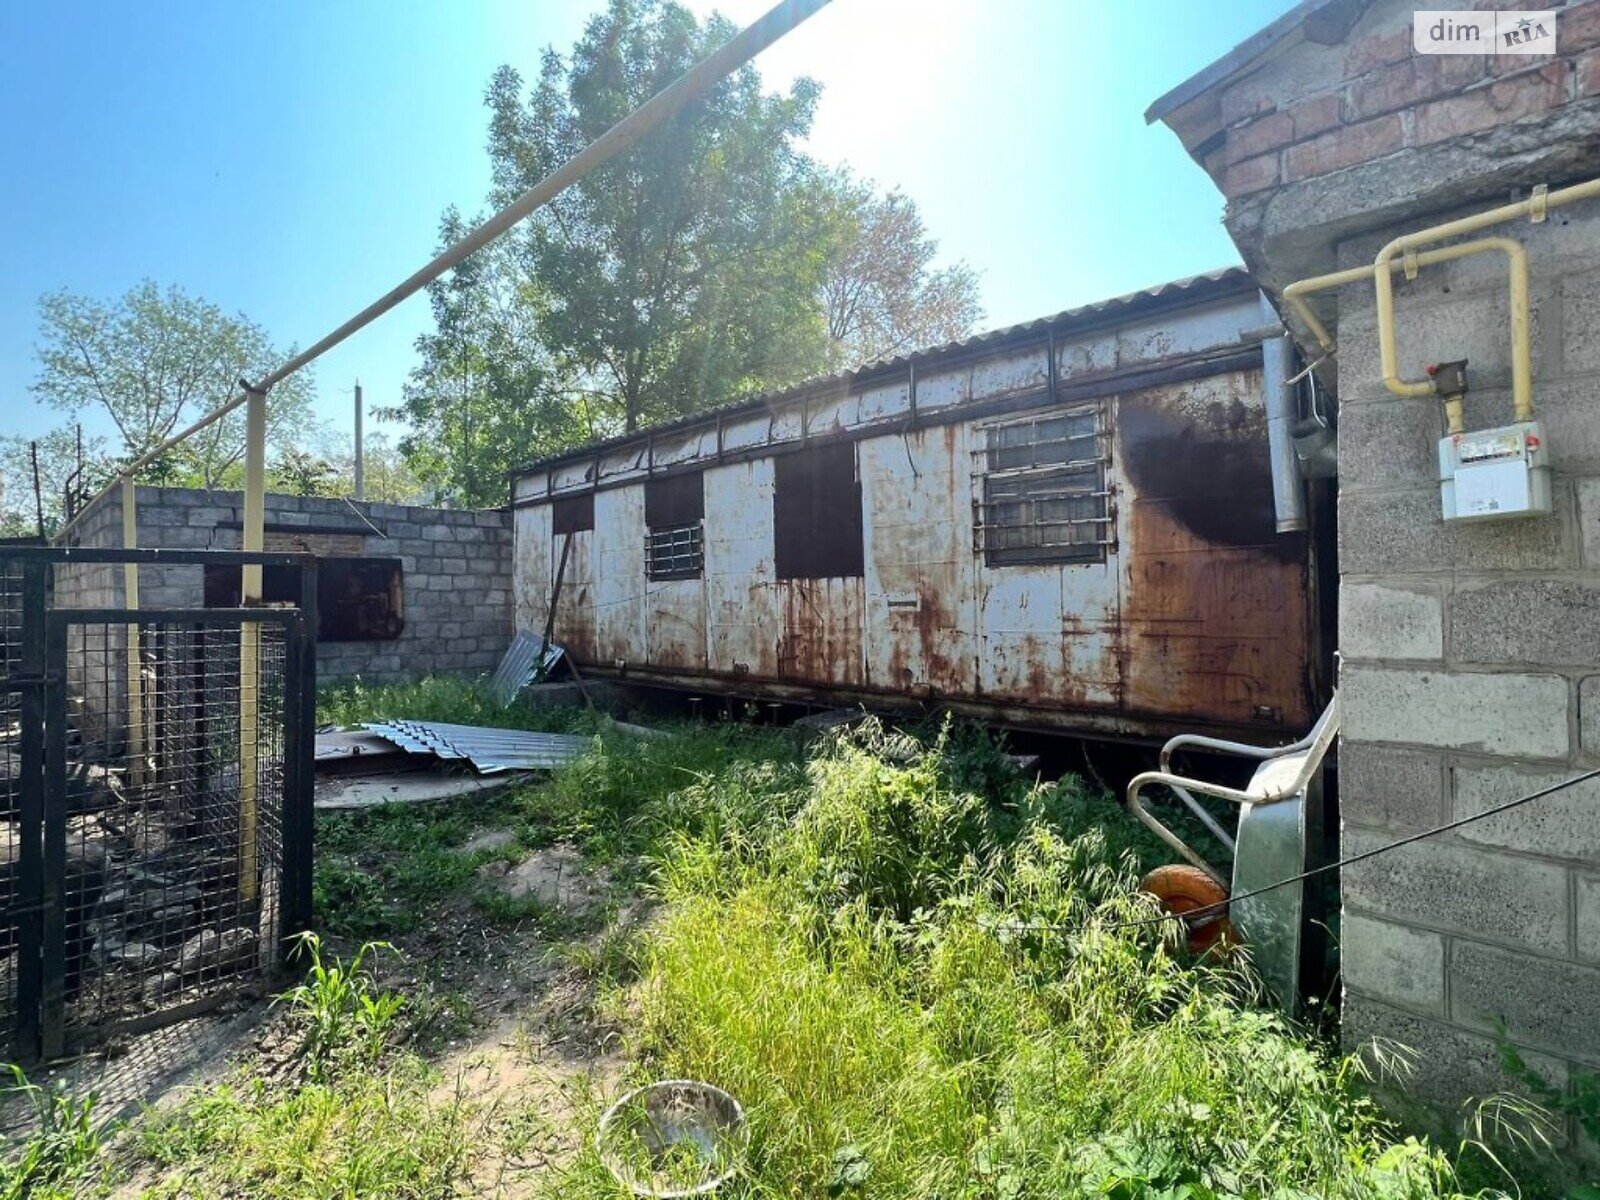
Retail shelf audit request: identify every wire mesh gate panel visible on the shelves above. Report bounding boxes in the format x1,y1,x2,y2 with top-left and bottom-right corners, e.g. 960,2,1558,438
0,549,315,1062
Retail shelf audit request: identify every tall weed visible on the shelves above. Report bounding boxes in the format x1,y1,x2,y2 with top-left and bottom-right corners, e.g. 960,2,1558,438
553,721,1480,1200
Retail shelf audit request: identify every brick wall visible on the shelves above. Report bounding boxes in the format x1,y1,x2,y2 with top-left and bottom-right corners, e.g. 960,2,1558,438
67,486,513,684
1205,3,1600,203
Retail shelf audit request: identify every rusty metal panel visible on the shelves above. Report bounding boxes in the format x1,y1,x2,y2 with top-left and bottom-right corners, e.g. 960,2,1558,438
861,425,976,697
1114,293,1259,365
721,411,771,453
1115,370,1312,730
970,346,1048,400
597,443,647,483
805,390,858,438
512,504,551,634
592,487,645,666
654,426,716,467
644,577,708,671
550,459,592,492
512,472,547,504
975,564,1065,702
1056,332,1117,377
914,365,971,412
552,526,596,663
704,459,779,678
856,381,911,424
970,404,1123,709
775,577,865,686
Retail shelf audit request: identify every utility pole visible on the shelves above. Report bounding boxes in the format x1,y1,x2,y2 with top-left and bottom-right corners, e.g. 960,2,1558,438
353,380,365,501
29,442,44,539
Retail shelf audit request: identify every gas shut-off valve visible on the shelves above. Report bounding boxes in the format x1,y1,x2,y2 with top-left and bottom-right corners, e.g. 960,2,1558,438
1433,359,1551,522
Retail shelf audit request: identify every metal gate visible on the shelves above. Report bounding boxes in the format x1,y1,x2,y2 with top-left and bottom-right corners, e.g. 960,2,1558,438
0,548,314,1061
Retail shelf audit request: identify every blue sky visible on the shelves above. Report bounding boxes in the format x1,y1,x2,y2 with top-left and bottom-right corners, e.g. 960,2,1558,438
0,0,1290,455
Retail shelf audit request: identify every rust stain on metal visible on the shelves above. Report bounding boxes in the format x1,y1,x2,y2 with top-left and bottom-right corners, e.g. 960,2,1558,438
648,597,705,670
777,578,864,686
525,350,1318,741
1116,373,1312,729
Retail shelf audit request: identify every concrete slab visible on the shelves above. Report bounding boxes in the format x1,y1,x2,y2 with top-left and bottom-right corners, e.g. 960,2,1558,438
314,770,533,811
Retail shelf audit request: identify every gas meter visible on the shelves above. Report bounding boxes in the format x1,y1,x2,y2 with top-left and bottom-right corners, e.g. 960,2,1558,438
1432,359,1552,522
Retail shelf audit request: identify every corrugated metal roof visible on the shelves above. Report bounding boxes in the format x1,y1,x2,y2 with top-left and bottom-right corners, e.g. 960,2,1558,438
363,720,594,774
509,266,1253,480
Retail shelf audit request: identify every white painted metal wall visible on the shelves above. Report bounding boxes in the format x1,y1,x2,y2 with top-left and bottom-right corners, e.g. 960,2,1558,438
510,282,1317,738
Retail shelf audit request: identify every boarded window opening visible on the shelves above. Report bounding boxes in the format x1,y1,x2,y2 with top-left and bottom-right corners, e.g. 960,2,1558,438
774,442,864,579
975,404,1111,566
552,492,594,536
204,557,405,641
645,472,705,580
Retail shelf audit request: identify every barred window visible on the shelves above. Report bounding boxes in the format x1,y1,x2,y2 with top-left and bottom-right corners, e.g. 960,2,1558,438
975,404,1111,566
645,472,704,580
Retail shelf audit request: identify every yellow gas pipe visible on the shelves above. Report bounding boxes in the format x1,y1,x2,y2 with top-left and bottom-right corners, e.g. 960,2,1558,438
1282,177,1600,430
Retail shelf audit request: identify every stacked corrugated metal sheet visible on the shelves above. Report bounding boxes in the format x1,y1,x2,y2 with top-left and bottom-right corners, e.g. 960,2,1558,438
487,631,565,705
362,720,592,774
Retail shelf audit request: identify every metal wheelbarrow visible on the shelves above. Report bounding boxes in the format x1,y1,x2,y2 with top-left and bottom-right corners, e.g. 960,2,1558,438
1125,693,1340,1014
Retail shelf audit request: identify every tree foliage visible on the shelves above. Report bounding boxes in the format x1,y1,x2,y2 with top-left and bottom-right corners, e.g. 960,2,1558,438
0,427,112,538
488,0,832,434
32,280,317,489
396,0,981,501
817,171,984,369
384,223,585,508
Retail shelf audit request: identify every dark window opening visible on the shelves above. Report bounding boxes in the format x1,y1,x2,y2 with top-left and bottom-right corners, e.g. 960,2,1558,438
552,492,594,536
204,557,405,641
976,405,1111,566
645,473,705,580
774,441,864,579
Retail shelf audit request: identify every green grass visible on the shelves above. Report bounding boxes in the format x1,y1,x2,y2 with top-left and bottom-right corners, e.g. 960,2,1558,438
45,676,1558,1198
312,678,808,938
0,1067,111,1200
136,1056,478,1199
546,723,1497,1200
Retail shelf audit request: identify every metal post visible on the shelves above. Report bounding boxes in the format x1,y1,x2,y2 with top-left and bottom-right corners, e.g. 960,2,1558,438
353,381,364,501
15,562,47,1060
42,612,67,1060
281,560,318,958
122,479,146,790
239,386,267,903
29,442,44,540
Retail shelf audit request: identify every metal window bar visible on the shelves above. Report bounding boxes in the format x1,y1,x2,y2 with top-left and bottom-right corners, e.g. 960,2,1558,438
974,404,1113,564
645,523,704,580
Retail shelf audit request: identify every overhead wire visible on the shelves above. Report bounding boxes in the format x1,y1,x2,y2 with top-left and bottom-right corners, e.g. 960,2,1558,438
1092,767,1600,935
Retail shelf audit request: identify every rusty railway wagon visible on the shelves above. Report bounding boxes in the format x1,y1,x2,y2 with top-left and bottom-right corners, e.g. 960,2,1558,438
510,268,1333,743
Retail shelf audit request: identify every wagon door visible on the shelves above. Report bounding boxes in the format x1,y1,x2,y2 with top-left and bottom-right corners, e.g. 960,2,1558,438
861,425,976,697
771,442,866,688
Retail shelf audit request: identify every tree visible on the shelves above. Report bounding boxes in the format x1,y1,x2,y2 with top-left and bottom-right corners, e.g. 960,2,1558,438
817,171,984,369
342,432,429,507
482,0,833,433
270,448,339,498
32,281,319,489
384,220,588,508
0,427,112,538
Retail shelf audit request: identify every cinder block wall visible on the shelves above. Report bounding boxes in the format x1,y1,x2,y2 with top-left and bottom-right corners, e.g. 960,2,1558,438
67,486,513,684
1334,200,1600,1139
1150,0,1600,1144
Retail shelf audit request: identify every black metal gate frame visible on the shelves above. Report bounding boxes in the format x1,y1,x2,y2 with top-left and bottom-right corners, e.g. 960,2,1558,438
1,547,316,1062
